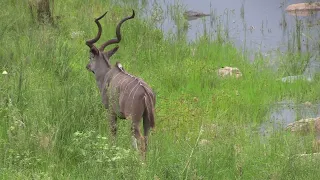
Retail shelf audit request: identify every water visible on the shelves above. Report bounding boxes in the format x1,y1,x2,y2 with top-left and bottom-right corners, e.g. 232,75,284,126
137,0,320,53
122,0,320,75
113,0,320,65
260,100,320,137
137,0,320,126
114,0,320,133
138,0,320,130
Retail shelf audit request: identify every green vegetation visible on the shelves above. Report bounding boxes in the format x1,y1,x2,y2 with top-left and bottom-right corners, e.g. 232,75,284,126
1,0,320,179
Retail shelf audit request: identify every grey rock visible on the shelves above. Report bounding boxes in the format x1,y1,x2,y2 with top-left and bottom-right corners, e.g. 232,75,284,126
183,10,210,21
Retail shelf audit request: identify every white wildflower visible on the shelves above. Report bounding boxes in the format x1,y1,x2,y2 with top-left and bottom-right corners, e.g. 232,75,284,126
101,136,107,140
2,70,8,75
74,131,82,136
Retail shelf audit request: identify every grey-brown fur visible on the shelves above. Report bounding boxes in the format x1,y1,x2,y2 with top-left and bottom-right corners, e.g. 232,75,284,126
85,10,155,155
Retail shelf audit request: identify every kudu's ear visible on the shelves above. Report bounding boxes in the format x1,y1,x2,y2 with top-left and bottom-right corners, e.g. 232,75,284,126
90,46,100,55
104,46,119,58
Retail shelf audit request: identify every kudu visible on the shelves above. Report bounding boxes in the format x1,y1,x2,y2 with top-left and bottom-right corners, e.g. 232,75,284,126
85,10,155,155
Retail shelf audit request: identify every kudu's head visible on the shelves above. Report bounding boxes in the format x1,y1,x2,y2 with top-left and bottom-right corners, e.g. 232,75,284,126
85,10,135,76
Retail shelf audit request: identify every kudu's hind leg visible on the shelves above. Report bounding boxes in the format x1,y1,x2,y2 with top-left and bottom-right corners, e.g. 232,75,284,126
143,112,151,151
131,119,145,156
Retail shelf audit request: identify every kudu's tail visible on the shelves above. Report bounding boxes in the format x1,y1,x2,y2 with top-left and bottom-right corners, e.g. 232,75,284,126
144,92,155,128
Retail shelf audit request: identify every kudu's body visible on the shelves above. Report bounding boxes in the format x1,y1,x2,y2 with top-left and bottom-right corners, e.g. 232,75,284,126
85,10,155,154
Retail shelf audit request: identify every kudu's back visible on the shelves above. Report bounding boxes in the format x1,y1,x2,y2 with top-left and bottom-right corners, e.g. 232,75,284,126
106,64,155,128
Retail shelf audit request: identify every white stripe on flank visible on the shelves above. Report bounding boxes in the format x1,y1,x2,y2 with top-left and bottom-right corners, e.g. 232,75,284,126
118,76,129,88
111,71,122,82
128,80,140,99
114,63,154,114
124,78,137,92
130,82,142,110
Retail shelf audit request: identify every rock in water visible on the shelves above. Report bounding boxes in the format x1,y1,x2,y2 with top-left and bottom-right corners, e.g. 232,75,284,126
286,3,320,16
183,10,210,21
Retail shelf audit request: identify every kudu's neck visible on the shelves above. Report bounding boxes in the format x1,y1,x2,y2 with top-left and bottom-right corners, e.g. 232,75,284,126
95,66,111,93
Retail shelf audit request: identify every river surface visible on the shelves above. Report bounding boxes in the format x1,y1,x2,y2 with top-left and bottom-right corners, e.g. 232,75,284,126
260,100,320,136
138,0,320,54
114,0,320,130
140,0,320,126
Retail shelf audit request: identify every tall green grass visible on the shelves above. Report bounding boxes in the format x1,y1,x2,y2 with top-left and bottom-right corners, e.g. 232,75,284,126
1,0,320,179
